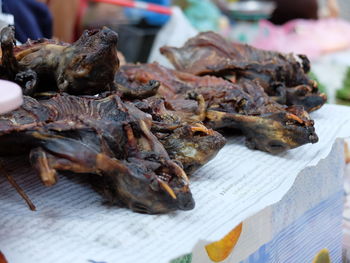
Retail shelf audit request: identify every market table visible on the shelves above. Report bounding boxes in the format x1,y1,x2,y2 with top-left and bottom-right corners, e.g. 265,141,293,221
0,103,349,263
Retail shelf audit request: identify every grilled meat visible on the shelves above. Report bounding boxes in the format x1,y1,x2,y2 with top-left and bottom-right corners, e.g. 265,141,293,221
133,96,226,174
0,94,194,214
116,63,318,154
0,26,119,96
160,32,326,112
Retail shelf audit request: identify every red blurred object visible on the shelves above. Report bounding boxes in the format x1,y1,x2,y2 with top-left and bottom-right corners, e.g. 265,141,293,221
0,252,8,263
90,0,172,15
75,0,171,41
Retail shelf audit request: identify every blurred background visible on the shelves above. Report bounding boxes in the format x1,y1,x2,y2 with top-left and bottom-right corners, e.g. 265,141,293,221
8,0,348,105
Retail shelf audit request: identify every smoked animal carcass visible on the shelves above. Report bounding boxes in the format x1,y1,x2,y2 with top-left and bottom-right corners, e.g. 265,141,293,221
160,32,326,112
0,94,195,214
132,96,226,174
115,62,318,154
0,26,119,96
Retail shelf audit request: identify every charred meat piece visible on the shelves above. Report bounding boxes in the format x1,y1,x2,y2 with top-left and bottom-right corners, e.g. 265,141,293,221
117,63,318,154
115,62,220,99
0,94,194,214
116,67,226,172
157,123,226,174
0,251,8,263
114,69,160,100
160,32,326,112
133,97,226,174
0,26,119,96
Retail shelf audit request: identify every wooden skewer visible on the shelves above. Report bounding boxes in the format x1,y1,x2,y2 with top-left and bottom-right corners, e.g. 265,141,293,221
0,160,36,211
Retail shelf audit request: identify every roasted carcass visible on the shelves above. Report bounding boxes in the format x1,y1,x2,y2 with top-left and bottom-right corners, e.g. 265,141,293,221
0,94,195,213
160,32,326,112
0,26,119,96
113,68,227,172
115,62,318,154
133,96,226,174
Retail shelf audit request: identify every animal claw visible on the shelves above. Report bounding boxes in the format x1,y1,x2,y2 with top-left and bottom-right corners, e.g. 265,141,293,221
167,160,190,184
158,179,177,199
286,113,304,124
190,123,215,136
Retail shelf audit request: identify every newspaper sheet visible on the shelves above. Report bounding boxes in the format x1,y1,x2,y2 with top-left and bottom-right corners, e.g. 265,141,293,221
1,104,350,263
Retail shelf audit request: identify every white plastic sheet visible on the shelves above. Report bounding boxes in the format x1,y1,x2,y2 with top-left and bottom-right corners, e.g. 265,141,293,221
148,6,198,67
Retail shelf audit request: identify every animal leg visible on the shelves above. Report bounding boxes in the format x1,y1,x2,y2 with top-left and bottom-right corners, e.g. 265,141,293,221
29,132,131,180
0,26,19,79
15,69,37,95
30,147,58,186
286,85,327,112
114,80,160,99
187,92,206,122
29,147,112,185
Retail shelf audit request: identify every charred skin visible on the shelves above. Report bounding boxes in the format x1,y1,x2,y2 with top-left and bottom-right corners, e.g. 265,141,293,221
133,97,226,174
0,94,194,214
205,109,317,154
199,82,319,154
55,27,119,95
160,31,326,112
0,26,19,79
117,63,318,154
0,26,119,96
158,123,226,174
114,70,160,99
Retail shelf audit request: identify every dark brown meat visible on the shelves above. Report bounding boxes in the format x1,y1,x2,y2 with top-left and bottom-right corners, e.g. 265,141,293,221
0,251,8,263
160,32,326,112
0,94,194,214
116,63,318,154
0,26,119,96
113,64,227,171
270,0,318,25
133,97,226,174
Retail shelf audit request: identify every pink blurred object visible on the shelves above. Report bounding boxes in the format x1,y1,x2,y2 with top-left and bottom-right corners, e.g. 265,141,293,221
252,18,350,59
0,80,23,114
343,162,350,260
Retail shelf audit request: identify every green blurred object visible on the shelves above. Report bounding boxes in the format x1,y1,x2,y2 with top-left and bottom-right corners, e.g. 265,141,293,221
335,98,350,106
170,253,192,263
309,71,327,96
173,0,189,9
336,67,350,102
183,0,221,31
312,248,331,263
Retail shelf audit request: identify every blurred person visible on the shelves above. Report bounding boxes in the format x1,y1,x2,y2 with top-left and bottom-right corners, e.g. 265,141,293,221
2,0,52,43
269,0,339,25
269,0,319,25
319,0,340,18
39,0,79,43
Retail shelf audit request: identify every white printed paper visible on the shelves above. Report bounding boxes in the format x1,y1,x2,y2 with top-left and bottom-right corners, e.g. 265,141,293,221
1,104,350,263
